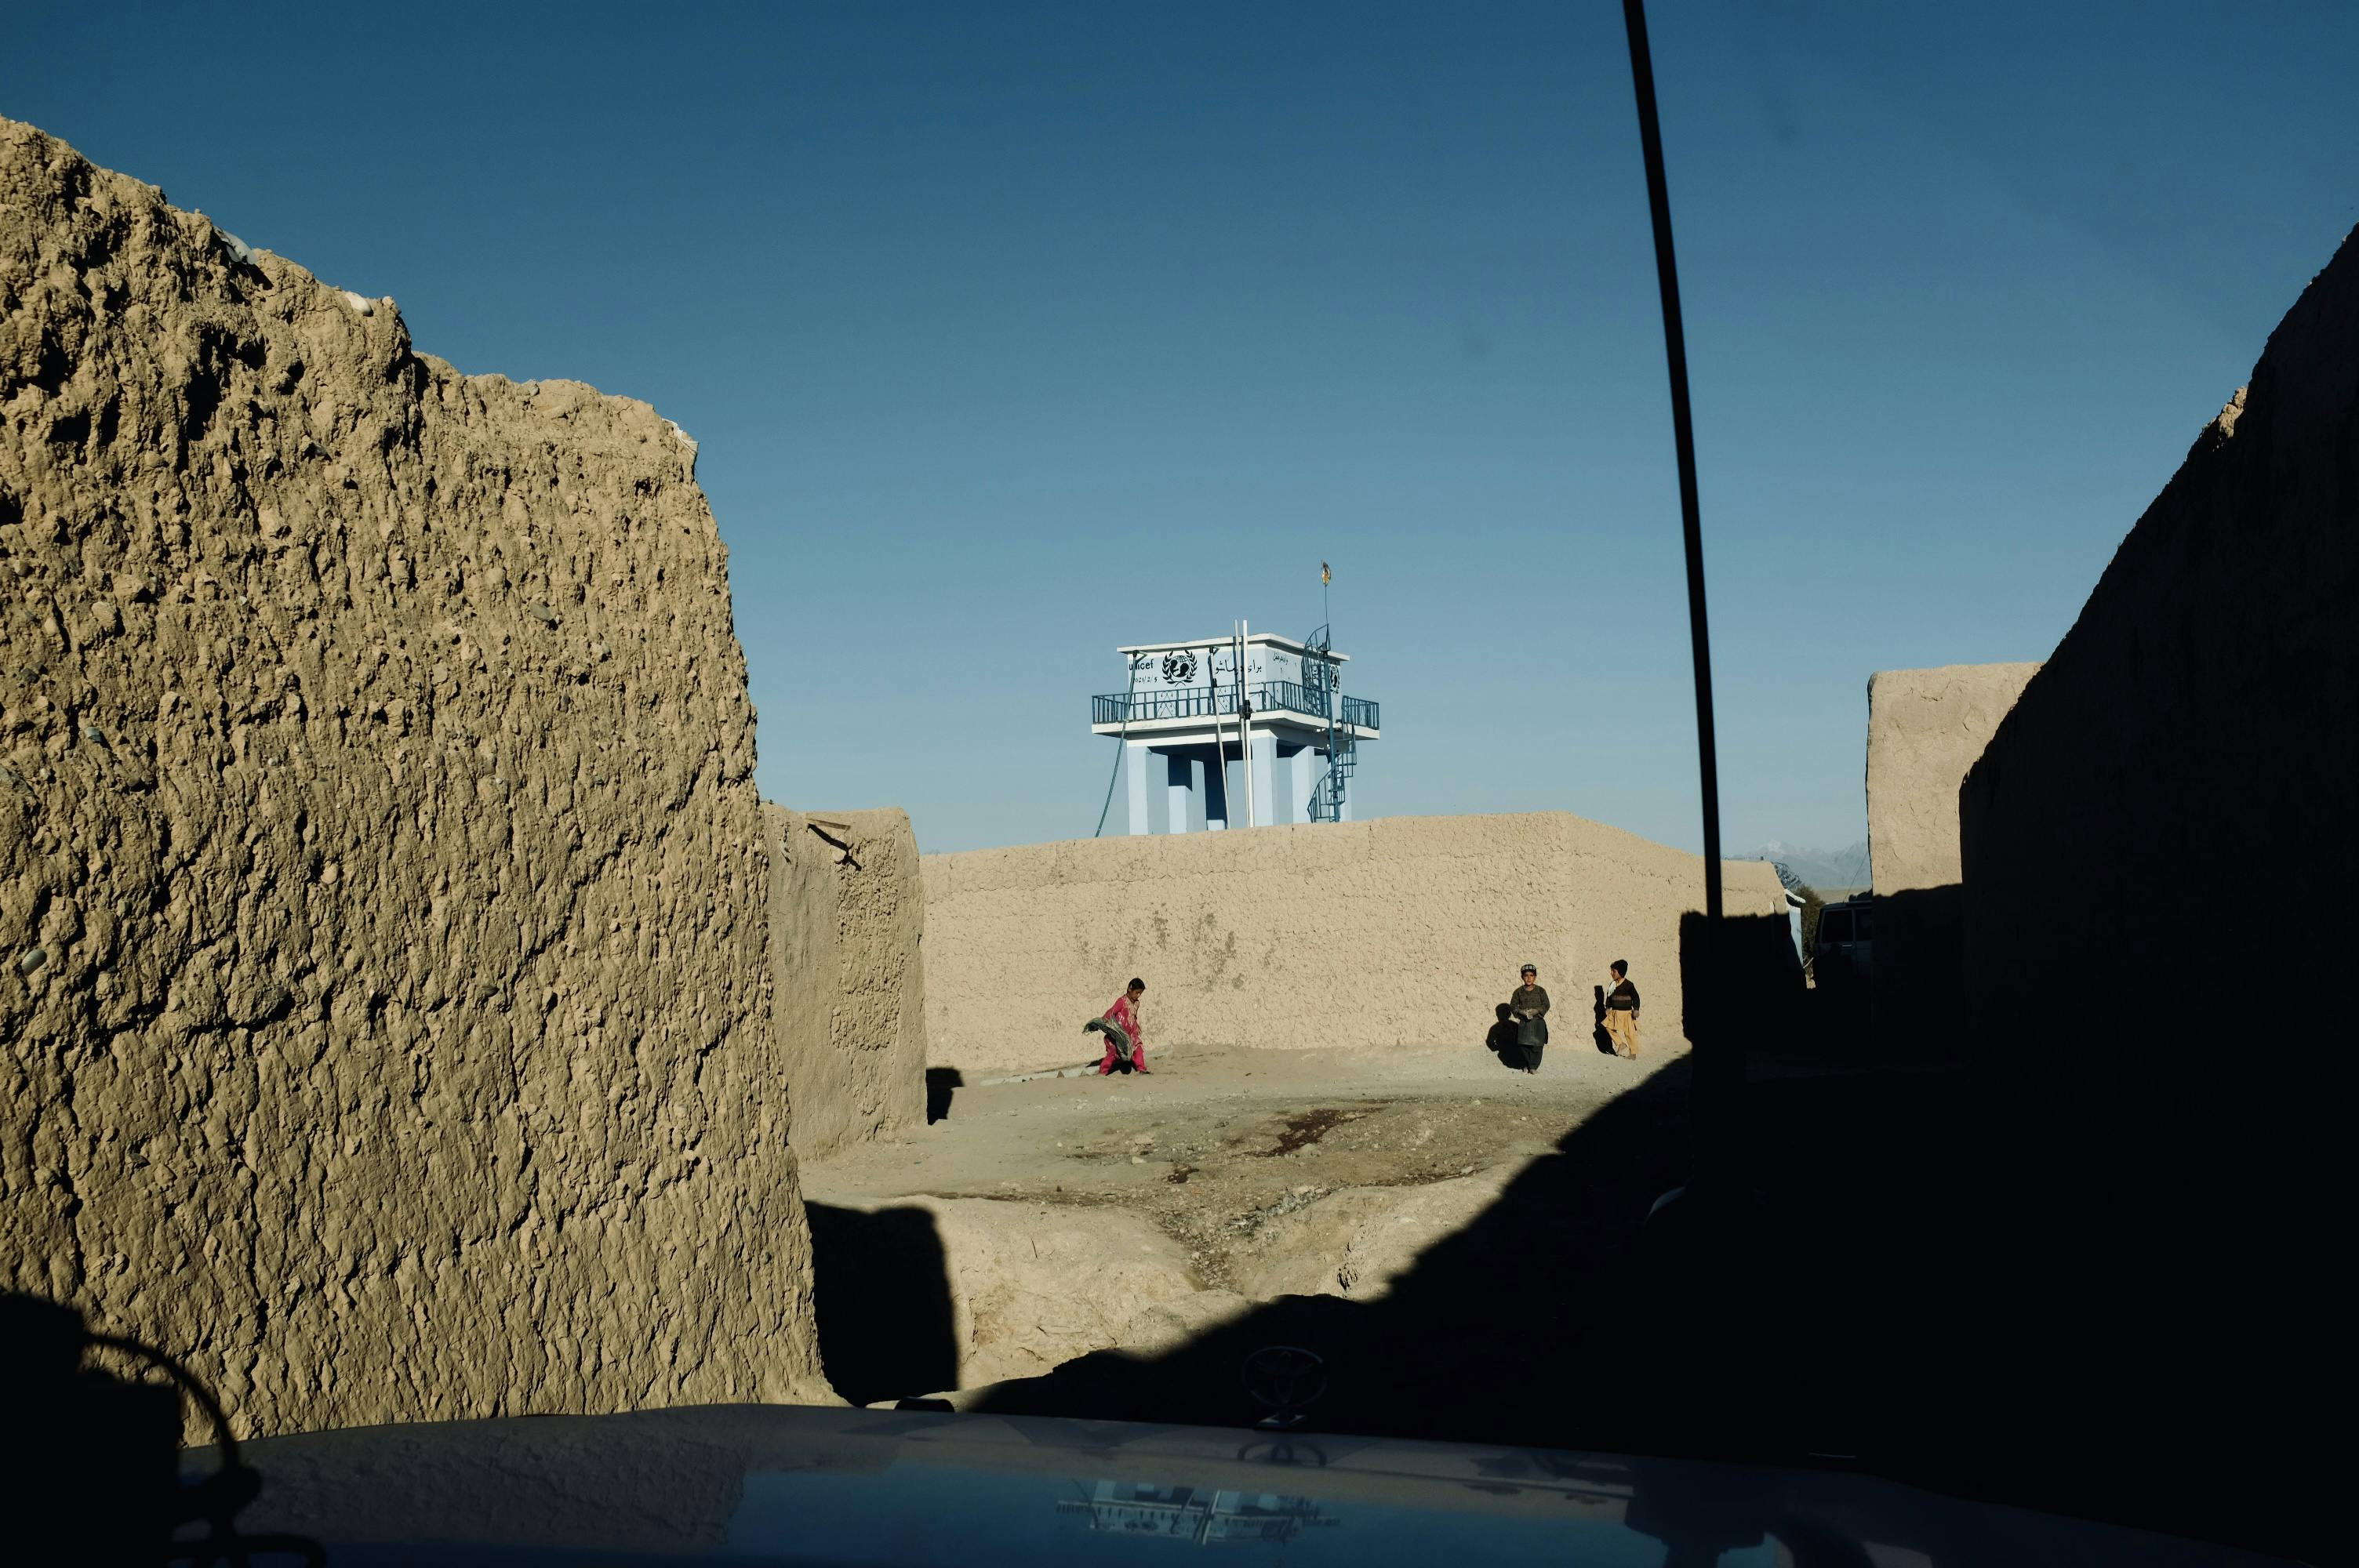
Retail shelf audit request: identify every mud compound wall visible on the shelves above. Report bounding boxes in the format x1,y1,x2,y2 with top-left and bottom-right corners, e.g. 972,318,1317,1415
921,811,1787,1077
1954,227,2357,1541
1863,662,2039,1056
0,119,831,1437
765,805,927,1163
1866,663,2042,895
1961,228,2357,1091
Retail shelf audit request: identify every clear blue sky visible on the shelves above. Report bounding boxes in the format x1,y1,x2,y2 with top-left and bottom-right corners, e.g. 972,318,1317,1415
7,2,2353,855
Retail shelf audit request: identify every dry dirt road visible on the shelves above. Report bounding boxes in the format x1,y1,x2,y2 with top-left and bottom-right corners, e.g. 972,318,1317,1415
797,1031,1685,1404
805,1034,1658,1281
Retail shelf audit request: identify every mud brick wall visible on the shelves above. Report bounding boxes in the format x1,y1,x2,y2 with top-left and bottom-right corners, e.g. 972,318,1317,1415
922,811,1787,1076
766,805,926,1162
0,118,830,1437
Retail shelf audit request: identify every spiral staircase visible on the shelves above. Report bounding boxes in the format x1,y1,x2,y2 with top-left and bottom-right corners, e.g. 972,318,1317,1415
1301,623,1356,822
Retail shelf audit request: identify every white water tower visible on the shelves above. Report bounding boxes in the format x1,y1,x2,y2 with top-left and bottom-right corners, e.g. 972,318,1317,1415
1089,625,1380,833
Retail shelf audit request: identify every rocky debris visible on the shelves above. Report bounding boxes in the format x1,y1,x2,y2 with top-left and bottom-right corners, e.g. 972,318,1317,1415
0,116,830,1438
1259,1105,1371,1157
1224,1182,1335,1236
1224,1171,1509,1301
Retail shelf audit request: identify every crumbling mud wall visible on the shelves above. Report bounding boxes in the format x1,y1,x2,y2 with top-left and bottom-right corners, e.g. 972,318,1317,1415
1863,662,2038,1055
921,811,1786,1076
1956,227,2357,1547
1962,231,2357,1080
765,805,926,1162
0,118,831,1437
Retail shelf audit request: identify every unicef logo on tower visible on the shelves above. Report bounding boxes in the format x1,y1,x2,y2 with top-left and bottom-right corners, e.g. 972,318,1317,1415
1161,650,1198,685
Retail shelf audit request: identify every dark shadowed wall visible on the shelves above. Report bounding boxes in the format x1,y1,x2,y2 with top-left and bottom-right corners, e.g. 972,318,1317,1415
1958,225,2357,1546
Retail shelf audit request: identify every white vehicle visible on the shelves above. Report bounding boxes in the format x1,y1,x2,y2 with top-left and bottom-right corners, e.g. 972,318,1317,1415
1815,895,1875,990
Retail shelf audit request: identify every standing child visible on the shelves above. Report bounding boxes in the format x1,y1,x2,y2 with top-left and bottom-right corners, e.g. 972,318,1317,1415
1510,964,1551,1075
1604,960,1641,1059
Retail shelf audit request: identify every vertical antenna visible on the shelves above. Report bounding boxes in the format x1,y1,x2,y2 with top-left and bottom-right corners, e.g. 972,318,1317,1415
1623,0,1724,920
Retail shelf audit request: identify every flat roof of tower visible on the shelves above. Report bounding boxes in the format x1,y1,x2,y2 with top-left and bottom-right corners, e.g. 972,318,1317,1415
1116,632,1348,662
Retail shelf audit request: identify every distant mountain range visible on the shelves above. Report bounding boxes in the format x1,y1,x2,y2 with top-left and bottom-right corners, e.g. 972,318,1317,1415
1742,840,1870,893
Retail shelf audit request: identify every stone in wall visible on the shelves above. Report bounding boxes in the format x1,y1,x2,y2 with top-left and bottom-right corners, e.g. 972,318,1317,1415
765,805,926,1163
1862,662,2039,1056
1955,226,2357,1550
921,811,1787,1077
0,118,831,1437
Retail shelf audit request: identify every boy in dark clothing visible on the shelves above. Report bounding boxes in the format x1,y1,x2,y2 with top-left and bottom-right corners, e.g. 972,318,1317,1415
1510,964,1550,1075
1604,960,1641,1059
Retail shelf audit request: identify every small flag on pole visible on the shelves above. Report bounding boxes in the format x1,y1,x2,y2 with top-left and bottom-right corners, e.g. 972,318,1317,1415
1321,561,1331,585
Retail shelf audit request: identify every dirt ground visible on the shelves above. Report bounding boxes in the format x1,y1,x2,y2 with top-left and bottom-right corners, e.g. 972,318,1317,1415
797,1029,2333,1560
801,1032,1653,1295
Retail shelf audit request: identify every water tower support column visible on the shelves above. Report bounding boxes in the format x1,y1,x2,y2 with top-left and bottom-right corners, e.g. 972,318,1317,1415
1164,749,1194,833
1126,739,1150,836
1249,730,1277,828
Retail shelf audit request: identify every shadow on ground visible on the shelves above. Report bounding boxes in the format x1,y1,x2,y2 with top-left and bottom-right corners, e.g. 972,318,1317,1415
1481,1005,1527,1070
968,1056,1711,1436
961,1030,2335,1560
924,1068,964,1124
812,919,2330,1557
803,1203,958,1408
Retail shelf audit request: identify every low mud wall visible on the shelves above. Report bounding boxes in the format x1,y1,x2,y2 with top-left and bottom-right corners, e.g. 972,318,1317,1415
0,118,831,1437
921,811,1786,1077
